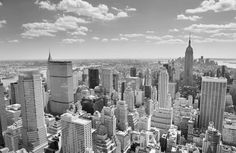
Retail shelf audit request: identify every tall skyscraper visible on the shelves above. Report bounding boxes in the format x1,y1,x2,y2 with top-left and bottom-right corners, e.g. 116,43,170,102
124,84,135,112
158,69,170,109
18,70,47,152
88,68,99,89
116,101,128,131
200,77,227,132
101,68,113,95
130,67,136,77
113,73,119,92
10,82,20,104
144,68,152,86
0,80,7,146
184,37,193,86
46,52,52,90
49,61,73,115
61,113,92,153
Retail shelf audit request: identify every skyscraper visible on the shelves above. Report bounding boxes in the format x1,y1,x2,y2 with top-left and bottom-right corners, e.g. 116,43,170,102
18,70,47,152
184,37,193,86
116,101,128,131
46,52,52,90
158,69,170,109
124,84,135,112
200,77,227,132
0,80,7,146
61,113,92,153
88,68,99,89
49,61,74,115
144,68,152,86
101,68,113,95
10,82,20,104
130,67,136,77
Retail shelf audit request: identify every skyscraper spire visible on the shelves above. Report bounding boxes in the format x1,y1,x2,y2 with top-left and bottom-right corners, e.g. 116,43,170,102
189,33,191,46
48,49,52,62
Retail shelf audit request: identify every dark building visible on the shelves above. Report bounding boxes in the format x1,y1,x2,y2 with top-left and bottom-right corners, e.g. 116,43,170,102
144,86,151,99
121,81,126,100
130,67,136,77
184,37,193,86
88,68,99,89
163,64,173,82
10,82,19,104
113,73,119,92
222,65,226,77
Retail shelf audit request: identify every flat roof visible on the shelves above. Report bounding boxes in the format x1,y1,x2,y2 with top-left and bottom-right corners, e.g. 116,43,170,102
202,77,227,83
61,113,91,125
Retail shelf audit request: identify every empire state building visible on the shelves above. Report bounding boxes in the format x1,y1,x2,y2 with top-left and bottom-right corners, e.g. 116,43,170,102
184,37,193,86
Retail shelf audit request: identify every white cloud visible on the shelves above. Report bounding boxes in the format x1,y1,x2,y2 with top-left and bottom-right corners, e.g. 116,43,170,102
21,15,89,39
0,20,6,28
145,35,160,40
117,12,128,18
169,28,179,32
125,6,136,12
62,38,85,44
177,14,202,21
184,23,236,33
92,37,100,40
156,39,184,44
186,0,236,14
8,40,19,43
37,0,131,21
0,2,2,6
194,38,236,43
120,33,144,38
35,0,56,10
111,38,119,41
101,38,108,42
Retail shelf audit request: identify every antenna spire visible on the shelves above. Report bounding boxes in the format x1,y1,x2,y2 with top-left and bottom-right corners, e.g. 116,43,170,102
189,33,191,46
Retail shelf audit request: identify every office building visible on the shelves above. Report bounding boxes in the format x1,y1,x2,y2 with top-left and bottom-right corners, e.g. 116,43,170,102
158,69,171,109
184,37,193,86
46,52,52,91
101,106,116,138
101,68,113,95
18,70,47,152
61,113,92,153
116,101,128,131
49,61,74,115
130,67,136,77
88,68,99,89
200,77,227,132
113,73,119,92
144,68,152,86
4,121,22,152
0,81,7,146
124,84,135,112
138,116,151,131
168,82,176,99
10,82,20,104
151,108,173,134
6,104,21,126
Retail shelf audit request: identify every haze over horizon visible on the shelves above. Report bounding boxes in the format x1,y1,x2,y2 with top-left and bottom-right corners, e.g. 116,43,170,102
0,0,236,60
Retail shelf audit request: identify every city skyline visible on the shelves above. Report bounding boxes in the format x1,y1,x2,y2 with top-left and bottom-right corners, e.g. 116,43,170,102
0,0,236,60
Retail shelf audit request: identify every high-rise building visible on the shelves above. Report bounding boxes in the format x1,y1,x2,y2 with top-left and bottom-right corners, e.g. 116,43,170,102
124,84,135,112
116,101,128,131
10,82,20,104
144,68,152,86
101,106,116,138
184,37,193,86
46,52,52,90
61,113,92,153
200,77,227,132
130,67,136,77
4,121,22,152
88,68,99,89
18,70,47,152
151,108,173,134
0,81,7,146
158,69,170,109
113,73,119,92
121,81,126,100
101,68,113,95
49,61,74,115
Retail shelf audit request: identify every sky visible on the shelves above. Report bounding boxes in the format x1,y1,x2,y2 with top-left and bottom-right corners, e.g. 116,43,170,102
0,0,236,60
